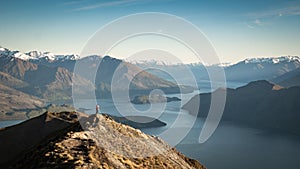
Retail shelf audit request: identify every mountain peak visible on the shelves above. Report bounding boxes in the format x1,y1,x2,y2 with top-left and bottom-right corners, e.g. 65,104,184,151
0,47,81,62
238,80,275,90
102,55,121,62
243,56,300,64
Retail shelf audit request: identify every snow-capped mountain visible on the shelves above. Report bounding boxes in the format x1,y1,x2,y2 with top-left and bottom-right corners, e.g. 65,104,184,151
2,46,300,87
129,56,300,68
0,47,80,62
210,62,234,67
243,56,300,64
127,55,300,87
128,59,186,66
224,56,300,83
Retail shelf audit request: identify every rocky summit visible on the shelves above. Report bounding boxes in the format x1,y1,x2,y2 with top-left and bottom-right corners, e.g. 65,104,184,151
0,111,205,169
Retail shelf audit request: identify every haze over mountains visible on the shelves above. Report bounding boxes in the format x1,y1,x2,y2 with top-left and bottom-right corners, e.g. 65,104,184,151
134,56,300,88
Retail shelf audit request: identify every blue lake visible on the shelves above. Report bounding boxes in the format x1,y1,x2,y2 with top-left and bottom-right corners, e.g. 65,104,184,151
0,120,24,129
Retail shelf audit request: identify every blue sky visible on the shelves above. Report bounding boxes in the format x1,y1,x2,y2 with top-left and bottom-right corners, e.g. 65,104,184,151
0,0,300,62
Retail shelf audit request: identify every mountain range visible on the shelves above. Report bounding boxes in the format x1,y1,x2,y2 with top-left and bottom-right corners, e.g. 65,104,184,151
0,47,189,98
0,52,93,101
1,47,300,120
224,56,300,83
0,47,194,119
134,56,300,89
3,47,299,88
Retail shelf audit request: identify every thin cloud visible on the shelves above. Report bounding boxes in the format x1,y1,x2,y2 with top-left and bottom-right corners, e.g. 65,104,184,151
247,5,300,19
73,0,143,11
244,19,264,29
246,23,255,29
244,5,300,28
253,19,262,25
62,0,86,6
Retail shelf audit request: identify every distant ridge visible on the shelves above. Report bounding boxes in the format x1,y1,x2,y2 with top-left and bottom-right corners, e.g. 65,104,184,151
271,67,300,88
183,80,300,134
2,46,298,67
224,56,300,82
130,55,300,88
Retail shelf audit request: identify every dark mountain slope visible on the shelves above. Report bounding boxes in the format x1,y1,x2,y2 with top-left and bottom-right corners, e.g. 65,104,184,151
271,67,300,88
183,80,300,133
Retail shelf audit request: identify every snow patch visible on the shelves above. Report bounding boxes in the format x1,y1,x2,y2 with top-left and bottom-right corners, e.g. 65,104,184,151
243,56,300,64
0,47,81,61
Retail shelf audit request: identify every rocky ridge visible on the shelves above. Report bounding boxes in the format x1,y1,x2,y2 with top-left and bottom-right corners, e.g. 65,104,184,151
0,111,205,169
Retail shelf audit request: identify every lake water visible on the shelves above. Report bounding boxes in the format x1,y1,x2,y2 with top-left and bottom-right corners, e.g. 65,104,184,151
0,120,24,129
1,82,299,168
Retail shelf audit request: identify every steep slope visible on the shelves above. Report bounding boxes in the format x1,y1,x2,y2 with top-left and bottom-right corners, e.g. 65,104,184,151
99,56,176,89
0,111,205,169
41,67,95,101
0,54,94,101
0,71,28,89
78,56,193,98
0,54,38,80
0,111,83,167
182,80,300,133
271,67,300,87
0,83,44,119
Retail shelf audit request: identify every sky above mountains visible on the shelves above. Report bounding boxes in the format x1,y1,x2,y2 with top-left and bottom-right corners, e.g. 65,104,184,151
0,0,300,63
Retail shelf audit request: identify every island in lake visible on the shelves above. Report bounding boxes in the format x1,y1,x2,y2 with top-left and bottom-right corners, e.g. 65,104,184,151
131,95,181,104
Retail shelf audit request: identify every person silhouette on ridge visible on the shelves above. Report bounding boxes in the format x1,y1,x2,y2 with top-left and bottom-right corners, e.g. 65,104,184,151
90,104,100,127
96,104,100,114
